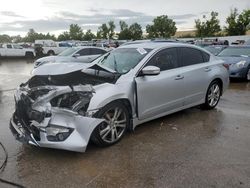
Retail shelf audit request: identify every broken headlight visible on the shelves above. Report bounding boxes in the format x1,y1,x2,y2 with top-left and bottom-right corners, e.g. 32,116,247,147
50,91,92,115
46,125,73,142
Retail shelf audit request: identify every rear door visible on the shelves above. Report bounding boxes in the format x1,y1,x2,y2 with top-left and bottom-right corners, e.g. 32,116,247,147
135,48,186,120
178,47,211,106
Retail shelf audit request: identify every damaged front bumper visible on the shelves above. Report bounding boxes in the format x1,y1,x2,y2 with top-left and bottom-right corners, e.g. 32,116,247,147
10,84,104,152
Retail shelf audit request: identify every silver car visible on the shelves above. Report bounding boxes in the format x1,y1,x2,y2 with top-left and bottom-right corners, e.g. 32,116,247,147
34,46,108,68
10,42,229,152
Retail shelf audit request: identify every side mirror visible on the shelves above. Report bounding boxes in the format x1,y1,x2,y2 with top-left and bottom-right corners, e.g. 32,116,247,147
140,66,160,76
73,53,80,58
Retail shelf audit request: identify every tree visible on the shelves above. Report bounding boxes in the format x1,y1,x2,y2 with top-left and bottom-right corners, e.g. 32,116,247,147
58,31,70,41
118,21,131,40
83,29,96,41
97,21,116,39
108,21,116,39
11,35,23,43
195,11,221,37
97,23,109,39
225,8,250,36
225,8,239,36
0,34,12,43
69,24,83,40
129,23,143,40
146,15,177,38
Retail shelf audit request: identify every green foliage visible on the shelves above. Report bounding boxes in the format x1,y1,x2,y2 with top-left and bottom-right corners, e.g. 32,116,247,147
195,11,221,37
22,29,56,42
0,34,12,43
225,8,250,36
146,15,177,38
96,21,116,39
57,31,70,41
69,24,83,40
118,21,143,40
97,23,109,39
129,23,143,40
83,29,96,41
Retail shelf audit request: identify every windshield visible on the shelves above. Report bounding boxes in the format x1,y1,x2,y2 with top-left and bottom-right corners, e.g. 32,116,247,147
58,48,78,56
218,47,250,57
97,48,151,74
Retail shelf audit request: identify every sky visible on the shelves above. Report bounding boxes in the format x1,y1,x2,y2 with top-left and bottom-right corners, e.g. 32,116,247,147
0,0,249,36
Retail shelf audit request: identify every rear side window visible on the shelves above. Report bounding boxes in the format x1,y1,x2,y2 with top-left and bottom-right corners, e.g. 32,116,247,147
147,48,178,71
78,48,91,56
7,44,12,49
91,48,106,55
179,47,204,66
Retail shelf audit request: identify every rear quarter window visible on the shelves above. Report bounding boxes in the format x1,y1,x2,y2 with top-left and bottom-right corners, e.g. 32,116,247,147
202,51,210,62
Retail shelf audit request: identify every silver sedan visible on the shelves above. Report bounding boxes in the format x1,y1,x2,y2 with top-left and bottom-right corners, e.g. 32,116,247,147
10,42,229,152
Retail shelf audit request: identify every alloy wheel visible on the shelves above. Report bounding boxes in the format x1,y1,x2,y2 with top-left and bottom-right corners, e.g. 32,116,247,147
99,107,127,143
207,83,221,107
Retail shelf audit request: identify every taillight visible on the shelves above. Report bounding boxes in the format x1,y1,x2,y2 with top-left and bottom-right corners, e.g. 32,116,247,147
223,64,229,70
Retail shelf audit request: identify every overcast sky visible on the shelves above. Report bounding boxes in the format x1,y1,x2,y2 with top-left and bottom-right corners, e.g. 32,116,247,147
0,0,249,36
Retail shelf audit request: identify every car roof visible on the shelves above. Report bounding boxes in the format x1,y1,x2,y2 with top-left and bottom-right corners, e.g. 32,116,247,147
118,42,198,50
74,46,108,51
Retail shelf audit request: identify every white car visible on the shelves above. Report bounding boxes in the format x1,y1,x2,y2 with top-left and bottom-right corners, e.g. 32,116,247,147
34,46,108,68
0,43,35,58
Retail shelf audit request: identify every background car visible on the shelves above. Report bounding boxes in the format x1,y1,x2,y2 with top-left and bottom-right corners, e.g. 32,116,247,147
34,46,108,68
217,46,250,80
10,42,229,152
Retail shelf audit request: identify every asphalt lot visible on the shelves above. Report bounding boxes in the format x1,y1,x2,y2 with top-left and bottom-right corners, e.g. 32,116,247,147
0,59,250,188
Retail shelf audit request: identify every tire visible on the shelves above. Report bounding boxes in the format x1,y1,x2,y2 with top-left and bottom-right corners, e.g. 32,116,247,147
246,68,250,81
47,50,55,56
25,52,34,59
201,80,222,110
91,101,129,147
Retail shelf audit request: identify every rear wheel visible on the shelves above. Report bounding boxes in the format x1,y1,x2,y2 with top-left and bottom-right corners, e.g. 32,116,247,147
201,80,221,110
25,52,34,59
91,101,129,147
47,50,55,56
246,68,250,81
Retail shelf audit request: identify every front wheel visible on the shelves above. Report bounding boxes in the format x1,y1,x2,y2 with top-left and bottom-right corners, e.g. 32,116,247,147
91,102,129,147
201,81,221,110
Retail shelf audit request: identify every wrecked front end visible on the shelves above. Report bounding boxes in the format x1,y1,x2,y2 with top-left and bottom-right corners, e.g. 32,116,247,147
10,78,104,152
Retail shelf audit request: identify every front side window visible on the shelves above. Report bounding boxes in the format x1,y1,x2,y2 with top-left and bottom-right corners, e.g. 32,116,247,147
146,48,178,71
179,47,204,66
7,44,12,49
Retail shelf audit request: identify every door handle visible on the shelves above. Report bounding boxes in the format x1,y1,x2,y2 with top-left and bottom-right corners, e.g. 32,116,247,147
204,67,211,72
175,75,184,80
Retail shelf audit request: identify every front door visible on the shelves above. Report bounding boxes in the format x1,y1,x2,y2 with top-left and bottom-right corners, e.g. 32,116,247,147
135,48,186,120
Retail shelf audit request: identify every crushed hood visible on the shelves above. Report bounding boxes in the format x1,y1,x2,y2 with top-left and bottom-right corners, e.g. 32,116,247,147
32,62,92,76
